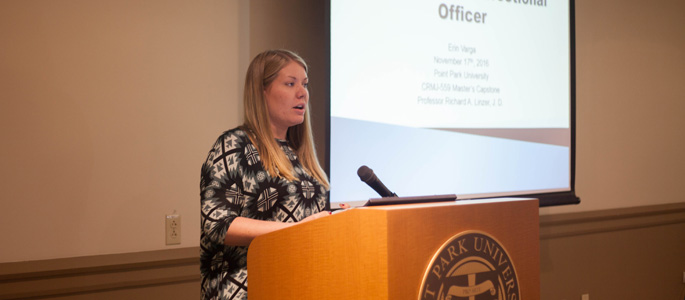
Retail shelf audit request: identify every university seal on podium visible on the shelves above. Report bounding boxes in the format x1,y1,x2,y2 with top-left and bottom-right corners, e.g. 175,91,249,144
419,231,520,300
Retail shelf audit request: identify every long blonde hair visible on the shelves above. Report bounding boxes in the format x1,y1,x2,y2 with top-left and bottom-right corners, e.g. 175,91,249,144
241,49,329,189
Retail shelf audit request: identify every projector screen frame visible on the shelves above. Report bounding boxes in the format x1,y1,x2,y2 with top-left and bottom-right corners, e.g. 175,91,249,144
324,0,580,208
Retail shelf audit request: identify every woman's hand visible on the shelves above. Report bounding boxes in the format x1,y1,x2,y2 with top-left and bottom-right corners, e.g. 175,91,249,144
300,211,331,222
224,211,330,246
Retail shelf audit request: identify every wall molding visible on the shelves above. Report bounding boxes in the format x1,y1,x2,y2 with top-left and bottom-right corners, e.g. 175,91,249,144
0,247,200,300
1,203,684,299
540,202,685,239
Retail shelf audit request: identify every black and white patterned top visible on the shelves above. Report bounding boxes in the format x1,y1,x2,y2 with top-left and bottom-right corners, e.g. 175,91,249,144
199,127,328,300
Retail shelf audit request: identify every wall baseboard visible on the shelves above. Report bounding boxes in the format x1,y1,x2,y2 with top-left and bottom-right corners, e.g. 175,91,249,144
1,202,683,299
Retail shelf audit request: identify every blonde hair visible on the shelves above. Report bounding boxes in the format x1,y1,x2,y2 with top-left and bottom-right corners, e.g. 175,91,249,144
241,49,329,189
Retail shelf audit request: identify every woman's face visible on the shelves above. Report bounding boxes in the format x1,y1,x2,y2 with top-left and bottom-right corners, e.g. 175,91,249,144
264,61,309,139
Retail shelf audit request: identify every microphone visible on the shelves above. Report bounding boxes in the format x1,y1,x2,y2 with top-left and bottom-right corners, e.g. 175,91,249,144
357,165,398,198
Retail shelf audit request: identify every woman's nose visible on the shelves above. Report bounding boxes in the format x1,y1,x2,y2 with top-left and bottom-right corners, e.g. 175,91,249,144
297,85,307,98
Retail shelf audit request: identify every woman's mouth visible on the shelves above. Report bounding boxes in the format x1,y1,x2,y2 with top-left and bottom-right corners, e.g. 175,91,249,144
293,104,305,114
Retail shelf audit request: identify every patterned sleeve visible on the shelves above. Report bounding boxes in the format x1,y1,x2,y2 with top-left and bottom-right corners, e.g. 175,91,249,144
200,131,245,246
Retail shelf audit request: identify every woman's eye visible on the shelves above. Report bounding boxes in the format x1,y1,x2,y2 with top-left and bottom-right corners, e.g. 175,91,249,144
303,83,309,88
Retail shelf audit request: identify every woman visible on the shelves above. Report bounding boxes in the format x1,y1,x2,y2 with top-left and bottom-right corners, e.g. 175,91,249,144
199,49,330,300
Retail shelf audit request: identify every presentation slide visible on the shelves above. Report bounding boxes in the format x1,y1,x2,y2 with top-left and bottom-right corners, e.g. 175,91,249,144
330,0,572,204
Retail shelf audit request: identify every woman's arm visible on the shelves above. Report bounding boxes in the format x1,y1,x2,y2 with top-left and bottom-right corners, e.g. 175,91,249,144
224,211,330,246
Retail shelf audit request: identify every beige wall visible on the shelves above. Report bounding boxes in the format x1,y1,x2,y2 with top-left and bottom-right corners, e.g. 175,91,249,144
0,0,247,262
542,0,685,215
0,1,684,298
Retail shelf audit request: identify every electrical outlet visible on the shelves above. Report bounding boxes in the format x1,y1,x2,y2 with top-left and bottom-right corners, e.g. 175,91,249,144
166,214,181,245
581,294,589,300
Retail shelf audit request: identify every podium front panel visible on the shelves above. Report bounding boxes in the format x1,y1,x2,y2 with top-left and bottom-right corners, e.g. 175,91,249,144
248,198,539,300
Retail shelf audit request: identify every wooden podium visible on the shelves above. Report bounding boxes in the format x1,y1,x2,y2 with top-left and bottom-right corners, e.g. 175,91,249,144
248,198,539,300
